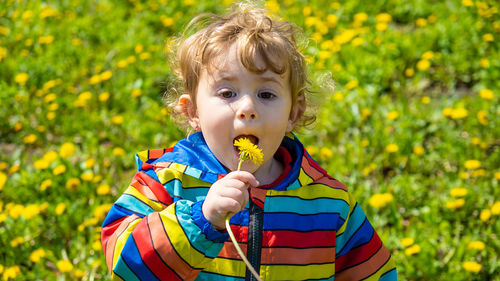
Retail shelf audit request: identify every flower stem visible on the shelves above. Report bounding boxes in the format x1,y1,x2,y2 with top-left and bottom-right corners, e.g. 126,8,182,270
225,214,263,281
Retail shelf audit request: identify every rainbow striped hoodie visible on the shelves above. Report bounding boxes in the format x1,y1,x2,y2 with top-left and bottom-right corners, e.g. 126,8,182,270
101,132,397,280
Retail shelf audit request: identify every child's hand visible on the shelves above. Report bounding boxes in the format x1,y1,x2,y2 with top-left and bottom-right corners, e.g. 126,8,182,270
202,171,259,230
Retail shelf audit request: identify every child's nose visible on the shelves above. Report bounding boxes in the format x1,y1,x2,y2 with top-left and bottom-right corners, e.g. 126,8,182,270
236,95,258,120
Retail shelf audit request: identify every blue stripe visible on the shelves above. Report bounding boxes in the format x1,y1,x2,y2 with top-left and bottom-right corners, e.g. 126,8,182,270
336,204,367,253
379,268,397,281
265,196,350,216
120,236,160,280
337,218,374,257
115,194,155,217
114,256,141,281
263,213,342,231
103,204,137,227
196,271,245,281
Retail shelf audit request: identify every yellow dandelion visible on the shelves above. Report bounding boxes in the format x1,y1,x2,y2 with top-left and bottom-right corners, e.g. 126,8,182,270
99,92,110,102
417,59,431,71
464,160,481,170
23,134,37,144
479,58,489,68
375,13,392,23
450,187,467,197
421,96,430,104
442,107,453,117
2,266,20,280
81,172,94,182
23,204,40,219
361,140,370,147
405,244,421,256
97,183,111,195
139,52,151,60
480,209,491,222
29,248,47,263
483,33,494,42
477,110,488,125
66,178,81,191
369,193,394,208
400,237,414,247
354,12,368,23
40,179,52,191
134,44,144,54
111,115,123,125
306,145,317,156
117,60,128,68
361,108,372,120
387,111,399,120
462,0,474,6
60,142,76,158
8,164,20,175
479,89,494,100
55,203,66,215
52,164,66,176
57,259,74,273
234,138,264,170
89,74,101,85
92,240,102,251
446,199,465,210
495,172,500,180
319,147,334,160
85,158,96,169
413,145,424,156
326,14,338,28
405,68,415,77
34,159,50,170
15,73,29,85
345,80,358,90
161,16,174,27
0,171,6,191
99,70,112,81
451,108,468,119
386,144,399,153
491,201,500,215
131,89,142,98
467,241,485,251
74,269,87,278
463,261,482,273
416,18,427,27
112,147,125,156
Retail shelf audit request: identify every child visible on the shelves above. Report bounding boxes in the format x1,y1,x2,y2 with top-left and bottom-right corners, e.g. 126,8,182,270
101,3,397,281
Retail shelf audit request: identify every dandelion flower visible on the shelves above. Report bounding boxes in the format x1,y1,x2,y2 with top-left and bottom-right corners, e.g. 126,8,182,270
467,241,485,250
417,59,430,71
491,201,500,215
23,134,37,144
405,244,421,256
52,164,66,176
234,138,264,169
97,184,111,195
450,187,467,197
29,249,47,263
319,147,334,160
0,172,6,191
480,209,491,222
369,193,394,208
15,73,29,85
413,145,424,155
386,144,399,153
56,259,73,273
400,237,414,247
479,89,494,100
464,160,481,170
55,203,66,215
66,178,81,190
387,111,399,120
60,142,76,158
446,199,465,210
463,261,481,273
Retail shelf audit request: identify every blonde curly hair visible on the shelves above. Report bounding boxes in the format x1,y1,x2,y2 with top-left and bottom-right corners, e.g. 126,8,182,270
165,2,315,130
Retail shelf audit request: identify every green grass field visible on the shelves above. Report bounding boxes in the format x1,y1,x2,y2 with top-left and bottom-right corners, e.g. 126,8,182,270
0,0,499,280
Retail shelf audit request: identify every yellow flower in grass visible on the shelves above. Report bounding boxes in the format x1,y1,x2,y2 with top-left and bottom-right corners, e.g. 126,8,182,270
467,241,485,251
81,172,94,182
451,108,468,119
234,138,264,170
99,71,112,81
464,160,481,170
57,259,73,273
40,179,52,191
446,199,465,210
386,144,399,153
66,178,81,191
60,142,76,158
413,145,424,156
477,110,488,125
23,134,37,144
480,58,489,68
479,89,494,100
99,92,110,102
97,183,111,195
2,266,20,280
0,172,7,191
387,111,399,120
15,73,29,85
29,249,47,263
417,59,430,71
55,203,66,215
463,261,481,273
24,204,40,219
492,201,500,215
112,147,125,156
400,237,414,247
405,244,420,256
480,209,491,222
319,147,333,160
450,187,467,197
53,164,66,176
369,193,394,208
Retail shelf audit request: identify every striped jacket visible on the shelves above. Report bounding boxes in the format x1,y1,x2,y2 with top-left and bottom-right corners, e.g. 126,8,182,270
101,132,397,280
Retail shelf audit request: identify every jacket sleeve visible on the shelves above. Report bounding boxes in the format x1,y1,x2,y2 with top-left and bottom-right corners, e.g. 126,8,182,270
101,162,228,281
334,192,397,281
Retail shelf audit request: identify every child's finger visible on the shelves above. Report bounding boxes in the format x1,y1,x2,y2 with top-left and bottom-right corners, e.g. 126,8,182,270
225,171,260,187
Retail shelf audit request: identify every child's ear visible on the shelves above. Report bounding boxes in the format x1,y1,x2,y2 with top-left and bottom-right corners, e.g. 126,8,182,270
287,95,306,132
178,94,201,131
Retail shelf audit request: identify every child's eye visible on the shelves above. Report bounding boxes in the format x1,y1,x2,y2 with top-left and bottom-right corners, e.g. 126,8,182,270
258,91,275,99
219,91,236,99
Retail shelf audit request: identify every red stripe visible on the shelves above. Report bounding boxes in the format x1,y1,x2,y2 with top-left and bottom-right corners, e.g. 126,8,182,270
132,217,182,281
335,231,382,272
263,230,336,248
135,171,173,205
101,216,126,258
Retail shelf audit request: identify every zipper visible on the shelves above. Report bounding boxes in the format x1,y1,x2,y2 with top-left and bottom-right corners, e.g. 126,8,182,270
245,199,264,281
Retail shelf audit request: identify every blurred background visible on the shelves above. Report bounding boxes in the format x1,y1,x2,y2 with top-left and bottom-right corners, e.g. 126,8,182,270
0,0,498,280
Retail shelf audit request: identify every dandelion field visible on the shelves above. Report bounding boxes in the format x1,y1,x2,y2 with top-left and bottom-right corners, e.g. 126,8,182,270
0,0,499,280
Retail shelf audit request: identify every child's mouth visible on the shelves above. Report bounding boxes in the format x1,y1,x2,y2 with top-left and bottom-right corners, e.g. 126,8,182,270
233,135,259,153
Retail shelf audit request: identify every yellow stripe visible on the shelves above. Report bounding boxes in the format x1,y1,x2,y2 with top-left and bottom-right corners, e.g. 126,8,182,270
112,218,141,270
156,167,184,185
363,256,396,281
336,192,356,236
170,163,187,173
136,150,149,162
204,257,246,277
268,183,349,201
297,168,314,186
112,273,125,281
158,204,210,266
262,263,335,280
124,186,164,212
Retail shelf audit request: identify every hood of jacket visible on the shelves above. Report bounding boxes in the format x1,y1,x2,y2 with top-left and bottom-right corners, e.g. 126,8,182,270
135,132,327,191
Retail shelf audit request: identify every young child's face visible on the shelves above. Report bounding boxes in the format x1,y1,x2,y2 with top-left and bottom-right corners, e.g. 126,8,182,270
182,44,302,175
